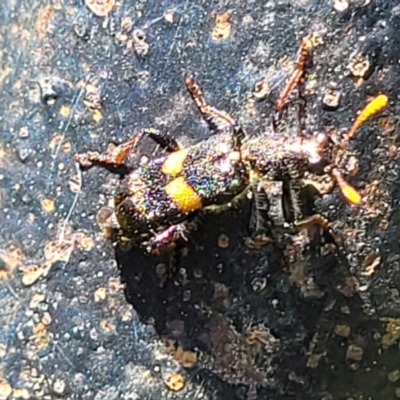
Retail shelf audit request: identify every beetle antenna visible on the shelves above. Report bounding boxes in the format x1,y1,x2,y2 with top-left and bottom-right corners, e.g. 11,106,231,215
328,166,361,205
329,94,388,205
339,94,388,149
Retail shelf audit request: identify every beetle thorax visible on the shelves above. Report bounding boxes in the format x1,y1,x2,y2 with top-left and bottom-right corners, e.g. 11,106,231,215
305,133,335,174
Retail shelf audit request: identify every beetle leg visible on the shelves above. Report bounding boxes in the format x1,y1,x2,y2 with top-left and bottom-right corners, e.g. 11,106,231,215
273,37,313,132
144,128,181,152
294,214,339,244
295,214,328,230
144,223,190,254
75,131,145,168
185,75,244,150
247,185,273,248
75,127,181,169
282,178,339,243
281,178,298,224
249,183,271,235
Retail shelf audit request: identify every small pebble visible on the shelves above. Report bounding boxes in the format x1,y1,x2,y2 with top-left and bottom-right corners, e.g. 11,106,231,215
346,344,363,361
217,234,229,248
164,373,185,392
332,0,349,12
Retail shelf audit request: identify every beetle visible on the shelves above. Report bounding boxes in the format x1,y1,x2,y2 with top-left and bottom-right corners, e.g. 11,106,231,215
75,36,388,253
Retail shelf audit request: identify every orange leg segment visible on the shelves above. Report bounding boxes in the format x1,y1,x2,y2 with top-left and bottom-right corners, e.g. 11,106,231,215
74,132,144,168
185,75,244,148
275,37,312,113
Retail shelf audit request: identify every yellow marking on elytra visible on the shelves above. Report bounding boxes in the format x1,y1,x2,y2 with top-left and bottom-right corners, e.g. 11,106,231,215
161,149,189,176
165,177,202,213
341,94,388,147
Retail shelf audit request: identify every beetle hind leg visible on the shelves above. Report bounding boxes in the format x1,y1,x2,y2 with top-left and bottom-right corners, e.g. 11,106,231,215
294,214,339,244
75,126,181,170
144,222,190,254
75,131,145,168
144,128,181,152
281,179,341,247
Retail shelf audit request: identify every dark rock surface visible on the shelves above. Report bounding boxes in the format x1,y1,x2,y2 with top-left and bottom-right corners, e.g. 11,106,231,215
1,0,400,399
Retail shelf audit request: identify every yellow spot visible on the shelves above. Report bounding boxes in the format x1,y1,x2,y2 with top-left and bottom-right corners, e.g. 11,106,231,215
77,78,87,87
165,177,202,213
94,287,107,302
41,197,55,213
164,372,185,392
92,109,103,122
32,322,50,349
211,12,232,41
0,380,12,399
161,149,188,176
60,105,70,117
174,347,197,368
